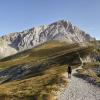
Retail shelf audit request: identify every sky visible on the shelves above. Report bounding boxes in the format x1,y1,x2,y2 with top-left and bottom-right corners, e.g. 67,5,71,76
0,0,100,40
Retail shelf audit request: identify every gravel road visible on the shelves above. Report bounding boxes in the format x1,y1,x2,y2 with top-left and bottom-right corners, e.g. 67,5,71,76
57,69,100,100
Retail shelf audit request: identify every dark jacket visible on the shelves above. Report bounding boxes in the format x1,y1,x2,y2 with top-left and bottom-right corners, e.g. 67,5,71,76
68,66,72,73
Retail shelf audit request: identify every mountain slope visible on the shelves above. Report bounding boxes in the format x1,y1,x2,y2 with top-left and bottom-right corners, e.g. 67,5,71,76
0,41,94,99
0,20,95,58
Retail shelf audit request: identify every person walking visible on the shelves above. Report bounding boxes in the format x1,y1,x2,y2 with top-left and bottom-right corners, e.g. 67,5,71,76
67,65,72,78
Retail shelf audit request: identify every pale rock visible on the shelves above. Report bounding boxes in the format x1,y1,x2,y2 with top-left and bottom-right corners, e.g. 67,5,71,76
0,20,95,58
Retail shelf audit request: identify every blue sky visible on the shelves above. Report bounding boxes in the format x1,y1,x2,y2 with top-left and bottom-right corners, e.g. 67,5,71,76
0,0,100,40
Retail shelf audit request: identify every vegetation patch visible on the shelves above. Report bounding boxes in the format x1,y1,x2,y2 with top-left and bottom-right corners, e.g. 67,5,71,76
76,62,100,87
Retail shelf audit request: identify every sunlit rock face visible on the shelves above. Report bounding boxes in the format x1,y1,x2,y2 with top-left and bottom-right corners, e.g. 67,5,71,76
0,20,95,58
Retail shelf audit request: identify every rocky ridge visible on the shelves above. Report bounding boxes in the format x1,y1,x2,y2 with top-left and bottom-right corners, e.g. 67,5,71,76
0,20,95,58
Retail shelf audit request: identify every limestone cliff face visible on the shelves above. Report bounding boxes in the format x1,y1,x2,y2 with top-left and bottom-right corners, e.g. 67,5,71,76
0,20,95,58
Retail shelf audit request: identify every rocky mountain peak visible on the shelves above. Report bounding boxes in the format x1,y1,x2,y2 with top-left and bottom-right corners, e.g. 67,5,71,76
0,20,95,58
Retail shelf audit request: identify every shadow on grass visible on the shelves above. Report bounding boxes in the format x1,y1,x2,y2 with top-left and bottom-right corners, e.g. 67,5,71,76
0,95,36,100
0,51,81,84
73,73,100,88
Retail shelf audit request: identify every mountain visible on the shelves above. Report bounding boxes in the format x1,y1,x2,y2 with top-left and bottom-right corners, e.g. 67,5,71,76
0,20,95,58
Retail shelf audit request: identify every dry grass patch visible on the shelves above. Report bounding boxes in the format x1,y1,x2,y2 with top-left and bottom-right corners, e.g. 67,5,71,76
0,64,67,99
76,62,100,84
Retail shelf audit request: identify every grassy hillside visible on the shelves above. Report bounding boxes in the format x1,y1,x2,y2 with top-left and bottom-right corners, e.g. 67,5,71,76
76,62,100,87
74,40,100,88
0,41,94,100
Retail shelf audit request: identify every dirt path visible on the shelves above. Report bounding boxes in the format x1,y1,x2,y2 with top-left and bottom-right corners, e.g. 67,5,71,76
57,69,100,100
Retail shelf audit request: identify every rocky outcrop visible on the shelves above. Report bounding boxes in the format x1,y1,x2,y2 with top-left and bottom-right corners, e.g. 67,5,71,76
0,20,95,58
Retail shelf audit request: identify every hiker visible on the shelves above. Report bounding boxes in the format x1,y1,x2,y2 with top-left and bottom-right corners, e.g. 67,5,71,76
67,65,72,78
